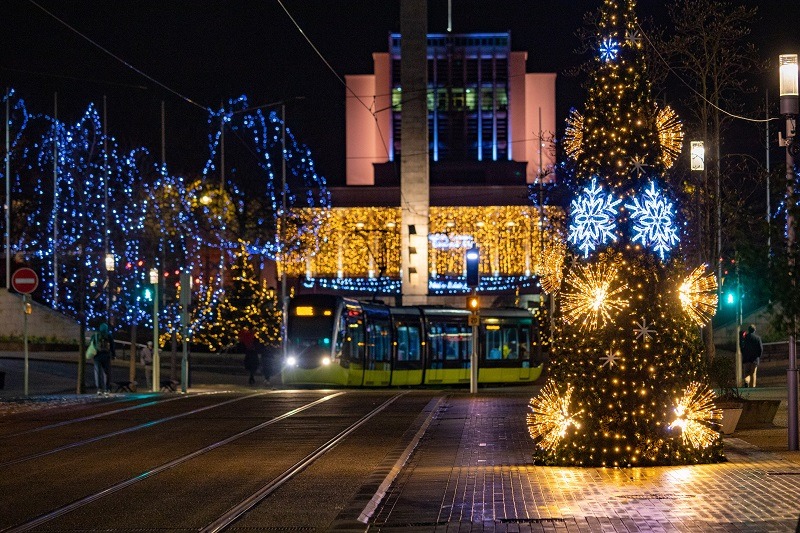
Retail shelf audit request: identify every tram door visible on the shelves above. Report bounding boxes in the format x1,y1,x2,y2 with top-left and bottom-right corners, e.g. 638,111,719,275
363,309,391,386
425,320,472,384
390,316,423,386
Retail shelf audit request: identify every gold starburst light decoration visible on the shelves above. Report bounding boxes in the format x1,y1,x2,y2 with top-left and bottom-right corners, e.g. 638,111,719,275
540,241,566,294
679,265,719,326
564,108,584,160
561,259,629,331
656,105,684,169
528,382,581,451
668,382,720,449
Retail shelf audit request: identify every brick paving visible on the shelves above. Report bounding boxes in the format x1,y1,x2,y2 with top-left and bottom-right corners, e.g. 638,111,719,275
366,394,800,532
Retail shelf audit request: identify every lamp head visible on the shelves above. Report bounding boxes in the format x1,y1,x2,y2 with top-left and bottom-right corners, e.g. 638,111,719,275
780,54,799,116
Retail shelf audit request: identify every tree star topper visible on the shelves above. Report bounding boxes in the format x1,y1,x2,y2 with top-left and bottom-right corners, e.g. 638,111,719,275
624,181,679,260
568,178,621,258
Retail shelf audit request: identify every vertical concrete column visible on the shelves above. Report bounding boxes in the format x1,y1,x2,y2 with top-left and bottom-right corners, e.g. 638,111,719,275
400,0,430,305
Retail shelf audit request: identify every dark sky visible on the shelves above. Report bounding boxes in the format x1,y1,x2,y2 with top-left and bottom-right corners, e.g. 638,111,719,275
3,1,799,185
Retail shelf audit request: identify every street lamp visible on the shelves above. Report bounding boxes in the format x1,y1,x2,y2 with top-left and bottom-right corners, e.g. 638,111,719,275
104,253,115,323
149,267,160,392
779,53,799,451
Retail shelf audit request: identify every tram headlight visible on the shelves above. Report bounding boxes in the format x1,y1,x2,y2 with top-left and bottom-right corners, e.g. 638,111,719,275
321,356,331,366
286,355,298,367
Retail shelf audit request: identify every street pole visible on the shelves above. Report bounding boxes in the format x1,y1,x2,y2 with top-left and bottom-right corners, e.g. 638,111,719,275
281,103,288,363
780,53,799,451
735,254,743,388
470,291,478,395
5,88,11,290
23,295,29,396
150,268,160,392
180,272,191,393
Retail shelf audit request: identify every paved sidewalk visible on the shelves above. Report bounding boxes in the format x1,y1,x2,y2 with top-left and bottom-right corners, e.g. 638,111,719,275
366,393,800,532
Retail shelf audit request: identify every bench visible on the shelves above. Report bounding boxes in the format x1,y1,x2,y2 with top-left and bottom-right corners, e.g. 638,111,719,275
113,381,135,393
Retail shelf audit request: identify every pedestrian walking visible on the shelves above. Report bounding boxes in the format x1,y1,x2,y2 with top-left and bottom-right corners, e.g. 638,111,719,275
741,324,763,388
239,329,259,385
91,322,115,394
140,341,153,390
259,342,280,387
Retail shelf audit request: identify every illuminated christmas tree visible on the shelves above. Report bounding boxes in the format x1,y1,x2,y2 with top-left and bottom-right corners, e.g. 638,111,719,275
193,242,281,351
529,0,724,466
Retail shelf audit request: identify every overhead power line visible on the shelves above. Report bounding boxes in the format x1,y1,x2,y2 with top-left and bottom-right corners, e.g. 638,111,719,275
27,0,206,111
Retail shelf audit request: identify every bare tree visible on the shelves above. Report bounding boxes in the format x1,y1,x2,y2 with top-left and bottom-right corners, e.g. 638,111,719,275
664,0,765,360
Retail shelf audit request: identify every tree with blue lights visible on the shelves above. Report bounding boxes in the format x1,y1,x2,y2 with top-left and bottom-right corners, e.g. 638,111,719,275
529,0,724,467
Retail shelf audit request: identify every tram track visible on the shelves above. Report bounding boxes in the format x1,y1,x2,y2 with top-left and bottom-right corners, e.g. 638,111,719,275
0,391,271,468
0,391,213,439
2,392,347,533
200,392,408,533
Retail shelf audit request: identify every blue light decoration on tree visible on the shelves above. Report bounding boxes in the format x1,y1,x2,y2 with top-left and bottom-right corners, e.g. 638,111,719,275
203,96,330,264
625,181,679,260
567,178,621,257
598,37,620,62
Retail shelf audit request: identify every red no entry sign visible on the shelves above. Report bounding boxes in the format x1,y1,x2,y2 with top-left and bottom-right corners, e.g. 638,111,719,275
12,268,38,294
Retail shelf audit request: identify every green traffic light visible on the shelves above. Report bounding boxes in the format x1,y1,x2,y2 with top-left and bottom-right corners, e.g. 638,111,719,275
144,287,153,301
726,292,735,305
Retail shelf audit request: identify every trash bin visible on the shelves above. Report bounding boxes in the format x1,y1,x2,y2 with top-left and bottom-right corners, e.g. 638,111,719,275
0,371,5,390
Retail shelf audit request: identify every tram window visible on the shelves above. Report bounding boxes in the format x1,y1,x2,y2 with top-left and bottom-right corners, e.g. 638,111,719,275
431,322,471,361
396,324,421,361
367,319,390,361
339,317,364,363
485,325,520,359
519,328,530,359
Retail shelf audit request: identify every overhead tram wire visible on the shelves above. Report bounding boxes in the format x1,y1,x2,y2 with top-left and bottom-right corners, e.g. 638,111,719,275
27,0,207,111
636,21,778,124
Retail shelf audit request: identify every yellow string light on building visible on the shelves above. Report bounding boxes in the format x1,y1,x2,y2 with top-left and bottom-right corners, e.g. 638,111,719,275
669,381,720,449
528,382,582,451
678,265,719,326
561,256,630,330
287,206,565,280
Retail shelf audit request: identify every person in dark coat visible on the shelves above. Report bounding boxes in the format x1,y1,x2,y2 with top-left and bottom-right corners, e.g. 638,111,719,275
740,324,763,388
92,322,115,394
259,342,280,387
240,329,259,385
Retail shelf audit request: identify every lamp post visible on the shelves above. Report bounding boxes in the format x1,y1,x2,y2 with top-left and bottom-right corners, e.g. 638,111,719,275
149,267,160,392
779,53,799,451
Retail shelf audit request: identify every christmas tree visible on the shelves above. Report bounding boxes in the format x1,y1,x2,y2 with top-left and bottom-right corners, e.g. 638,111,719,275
528,0,724,467
194,242,281,351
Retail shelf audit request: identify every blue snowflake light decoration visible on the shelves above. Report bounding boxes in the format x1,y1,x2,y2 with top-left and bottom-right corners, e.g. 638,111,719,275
568,179,621,258
625,181,680,260
599,38,619,62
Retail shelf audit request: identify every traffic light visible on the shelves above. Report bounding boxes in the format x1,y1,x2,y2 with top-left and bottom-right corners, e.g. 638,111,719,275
465,245,480,287
466,294,479,311
143,287,153,301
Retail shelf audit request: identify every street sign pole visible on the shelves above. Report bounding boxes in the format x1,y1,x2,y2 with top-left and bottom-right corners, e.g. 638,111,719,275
23,295,29,396
11,268,38,396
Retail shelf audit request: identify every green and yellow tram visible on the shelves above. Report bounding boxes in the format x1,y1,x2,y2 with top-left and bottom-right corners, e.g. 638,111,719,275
282,294,544,387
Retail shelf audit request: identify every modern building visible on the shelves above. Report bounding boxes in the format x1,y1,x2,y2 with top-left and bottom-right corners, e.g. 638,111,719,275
289,25,560,308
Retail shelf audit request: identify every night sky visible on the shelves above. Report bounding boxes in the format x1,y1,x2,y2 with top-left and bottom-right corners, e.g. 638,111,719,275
3,1,800,185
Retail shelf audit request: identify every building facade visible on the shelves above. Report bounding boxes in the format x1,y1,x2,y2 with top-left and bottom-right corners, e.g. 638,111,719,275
292,29,560,307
